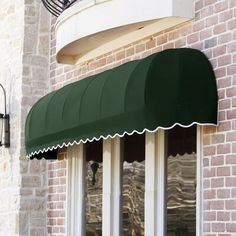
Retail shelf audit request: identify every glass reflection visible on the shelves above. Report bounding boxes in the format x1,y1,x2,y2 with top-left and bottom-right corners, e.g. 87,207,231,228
166,126,196,236
86,161,103,236
123,161,145,236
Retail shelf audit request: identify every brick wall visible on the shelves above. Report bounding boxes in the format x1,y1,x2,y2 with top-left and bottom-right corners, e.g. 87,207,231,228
20,0,51,235
48,0,236,235
47,151,67,236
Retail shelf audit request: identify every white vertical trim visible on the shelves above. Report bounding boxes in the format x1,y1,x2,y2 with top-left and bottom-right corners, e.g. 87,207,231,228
145,130,165,236
156,129,166,236
196,125,202,236
102,137,123,236
67,144,86,236
145,131,157,236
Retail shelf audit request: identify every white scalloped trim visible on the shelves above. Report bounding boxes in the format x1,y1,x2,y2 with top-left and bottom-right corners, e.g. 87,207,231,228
27,122,217,158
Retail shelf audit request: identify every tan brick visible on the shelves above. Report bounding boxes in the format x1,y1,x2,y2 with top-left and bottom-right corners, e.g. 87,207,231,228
227,109,236,119
204,146,216,156
200,29,212,40
226,223,236,232
214,2,228,13
210,200,224,210
204,189,216,199
217,166,230,176
217,212,230,221
218,32,232,44
218,55,231,67
226,132,236,142
206,16,218,27
226,200,236,210
187,32,199,44
226,154,236,164
215,67,226,78
212,223,225,232
217,144,230,154
204,167,216,177
116,51,125,61
146,38,156,49
212,134,225,144
226,177,236,187
219,99,230,110
217,189,230,199
204,211,216,220
217,77,231,89
135,44,145,53
213,23,226,35
156,34,167,45
126,47,134,57
203,222,210,232
211,155,224,166
219,9,233,22
211,177,224,188
228,19,236,30
204,135,211,145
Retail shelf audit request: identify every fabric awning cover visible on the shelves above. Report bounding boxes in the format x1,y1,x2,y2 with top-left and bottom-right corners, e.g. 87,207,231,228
25,48,218,159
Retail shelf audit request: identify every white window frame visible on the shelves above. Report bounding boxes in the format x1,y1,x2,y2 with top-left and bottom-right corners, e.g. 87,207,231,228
145,130,166,235
66,126,202,236
145,126,202,236
66,144,86,236
102,137,123,236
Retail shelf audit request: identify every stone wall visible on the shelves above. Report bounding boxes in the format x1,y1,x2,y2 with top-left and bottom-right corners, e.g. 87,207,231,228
0,1,25,235
0,0,51,235
48,0,236,235
20,0,51,235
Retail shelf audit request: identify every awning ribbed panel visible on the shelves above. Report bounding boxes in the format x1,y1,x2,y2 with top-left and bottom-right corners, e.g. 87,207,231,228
25,48,218,159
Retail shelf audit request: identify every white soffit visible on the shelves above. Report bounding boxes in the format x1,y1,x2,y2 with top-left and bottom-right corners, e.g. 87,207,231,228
55,0,194,64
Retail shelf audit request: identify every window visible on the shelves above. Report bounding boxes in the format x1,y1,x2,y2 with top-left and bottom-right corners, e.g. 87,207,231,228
166,126,197,236
85,141,103,236
123,133,145,235
67,126,200,236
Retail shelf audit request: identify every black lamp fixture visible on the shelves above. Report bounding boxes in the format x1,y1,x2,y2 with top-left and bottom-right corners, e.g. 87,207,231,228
41,0,78,17
0,84,10,147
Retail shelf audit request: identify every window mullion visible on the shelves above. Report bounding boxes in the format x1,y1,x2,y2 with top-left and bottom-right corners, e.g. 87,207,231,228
145,130,165,236
67,144,86,236
102,137,123,236
196,125,202,236
156,129,166,236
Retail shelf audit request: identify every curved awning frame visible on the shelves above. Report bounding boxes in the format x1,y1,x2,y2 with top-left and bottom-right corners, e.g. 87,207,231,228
25,48,218,159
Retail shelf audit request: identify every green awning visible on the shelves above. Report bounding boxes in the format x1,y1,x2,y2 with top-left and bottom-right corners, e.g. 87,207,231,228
25,48,218,159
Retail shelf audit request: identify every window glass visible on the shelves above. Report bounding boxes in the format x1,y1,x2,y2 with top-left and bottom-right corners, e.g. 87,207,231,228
123,133,145,235
86,141,103,236
166,126,196,236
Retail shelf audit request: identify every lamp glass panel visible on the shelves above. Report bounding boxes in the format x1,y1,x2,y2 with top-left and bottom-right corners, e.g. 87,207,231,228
0,114,3,145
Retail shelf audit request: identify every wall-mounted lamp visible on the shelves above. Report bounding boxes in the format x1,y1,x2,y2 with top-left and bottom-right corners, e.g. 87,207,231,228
0,84,10,147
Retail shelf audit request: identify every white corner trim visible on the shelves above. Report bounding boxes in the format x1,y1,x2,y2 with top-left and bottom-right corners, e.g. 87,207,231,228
196,125,202,236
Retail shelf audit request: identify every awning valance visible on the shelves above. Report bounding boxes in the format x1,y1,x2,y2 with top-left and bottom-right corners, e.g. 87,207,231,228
25,48,218,159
